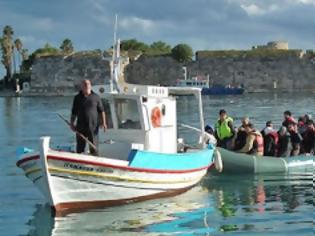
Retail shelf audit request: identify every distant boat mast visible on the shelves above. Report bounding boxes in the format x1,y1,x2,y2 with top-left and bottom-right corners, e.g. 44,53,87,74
110,14,120,93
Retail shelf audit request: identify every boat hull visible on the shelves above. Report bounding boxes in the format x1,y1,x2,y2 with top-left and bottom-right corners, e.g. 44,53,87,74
17,138,214,213
201,87,244,95
217,148,314,174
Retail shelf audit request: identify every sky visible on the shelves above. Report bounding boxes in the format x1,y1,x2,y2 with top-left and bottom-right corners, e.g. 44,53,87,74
1,0,315,77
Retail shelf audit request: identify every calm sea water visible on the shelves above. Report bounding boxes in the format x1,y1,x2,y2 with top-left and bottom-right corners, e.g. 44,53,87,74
0,93,314,236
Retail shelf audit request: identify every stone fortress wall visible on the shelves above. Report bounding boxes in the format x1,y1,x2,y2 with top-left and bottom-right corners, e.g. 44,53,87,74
25,41,315,95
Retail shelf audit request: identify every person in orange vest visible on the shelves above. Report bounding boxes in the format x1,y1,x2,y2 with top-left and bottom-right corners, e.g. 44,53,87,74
236,123,264,156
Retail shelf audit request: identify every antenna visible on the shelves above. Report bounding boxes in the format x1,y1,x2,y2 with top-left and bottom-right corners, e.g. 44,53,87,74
110,14,120,93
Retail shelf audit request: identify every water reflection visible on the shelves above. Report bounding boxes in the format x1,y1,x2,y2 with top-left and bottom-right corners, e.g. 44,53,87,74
26,173,313,236
204,173,313,234
27,186,215,236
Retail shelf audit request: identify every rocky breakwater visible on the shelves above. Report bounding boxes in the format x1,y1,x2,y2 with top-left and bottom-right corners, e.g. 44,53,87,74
25,50,111,96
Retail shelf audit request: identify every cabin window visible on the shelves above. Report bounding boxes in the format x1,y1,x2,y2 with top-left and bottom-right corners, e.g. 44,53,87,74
114,98,141,129
101,99,113,128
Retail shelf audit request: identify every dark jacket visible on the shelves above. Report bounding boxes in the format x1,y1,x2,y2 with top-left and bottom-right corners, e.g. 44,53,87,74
263,132,278,156
277,132,292,157
302,129,315,154
71,91,104,134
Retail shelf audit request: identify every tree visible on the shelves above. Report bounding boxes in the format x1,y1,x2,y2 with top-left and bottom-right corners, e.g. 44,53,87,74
171,44,193,63
21,43,59,73
150,41,171,53
14,38,23,72
60,38,74,54
35,43,59,55
21,48,28,61
146,41,172,56
120,39,149,52
1,25,14,87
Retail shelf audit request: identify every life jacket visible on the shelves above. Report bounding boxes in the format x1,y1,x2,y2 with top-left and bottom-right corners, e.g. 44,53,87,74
268,131,279,145
287,117,296,123
253,131,264,154
266,131,279,156
283,117,296,127
215,117,234,140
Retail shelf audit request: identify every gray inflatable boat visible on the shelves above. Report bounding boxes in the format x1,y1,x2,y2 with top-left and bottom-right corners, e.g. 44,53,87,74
216,148,314,174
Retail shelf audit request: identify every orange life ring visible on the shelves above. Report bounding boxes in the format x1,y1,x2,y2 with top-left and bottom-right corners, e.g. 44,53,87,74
151,107,161,128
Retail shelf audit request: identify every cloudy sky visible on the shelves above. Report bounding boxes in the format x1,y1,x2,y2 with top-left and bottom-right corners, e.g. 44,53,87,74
1,0,315,76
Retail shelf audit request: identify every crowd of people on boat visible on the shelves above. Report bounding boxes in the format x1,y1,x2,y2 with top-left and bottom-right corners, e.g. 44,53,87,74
205,109,315,157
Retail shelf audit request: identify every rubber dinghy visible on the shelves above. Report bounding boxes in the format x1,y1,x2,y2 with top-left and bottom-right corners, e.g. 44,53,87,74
216,148,314,174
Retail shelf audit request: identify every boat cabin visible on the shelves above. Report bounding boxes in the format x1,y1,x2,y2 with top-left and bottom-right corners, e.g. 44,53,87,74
94,85,205,160
176,76,210,89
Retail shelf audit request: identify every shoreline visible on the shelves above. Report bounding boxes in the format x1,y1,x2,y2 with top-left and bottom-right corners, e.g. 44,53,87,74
1,89,314,97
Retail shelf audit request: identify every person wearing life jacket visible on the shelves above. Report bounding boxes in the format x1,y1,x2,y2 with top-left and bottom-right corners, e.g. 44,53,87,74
234,117,250,151
237,123,264,156
214,109,235,150
282,110,296,128
261,121,278,156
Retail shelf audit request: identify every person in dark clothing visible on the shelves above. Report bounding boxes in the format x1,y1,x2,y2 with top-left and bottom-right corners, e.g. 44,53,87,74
71,79,107,155
277,126,292,157
301,120,315,154
234,117,249,151
287,122,303,156
261,120,274,137
261,121,278,156
282,110,296,128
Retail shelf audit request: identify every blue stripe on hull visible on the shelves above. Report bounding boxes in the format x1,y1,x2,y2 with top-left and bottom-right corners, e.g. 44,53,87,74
128,146,214,170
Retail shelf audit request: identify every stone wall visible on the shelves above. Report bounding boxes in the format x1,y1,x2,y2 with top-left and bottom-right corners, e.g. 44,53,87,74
27,51,315,95
125,55,182,86
125,54,315,92
26,51,111,95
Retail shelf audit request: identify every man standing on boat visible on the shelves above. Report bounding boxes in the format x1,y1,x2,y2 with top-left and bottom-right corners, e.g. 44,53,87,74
70,79,107,155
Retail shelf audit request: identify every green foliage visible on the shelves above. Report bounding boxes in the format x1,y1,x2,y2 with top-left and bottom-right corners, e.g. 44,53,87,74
197,49,302,59
171,43,193,62
3,25,14,36
60,38,74,54
119,39,172,57
120,39,149,52
1,25,14,84
14,38,23,52
21,43,60,72
145,41,171,56
33,43,60,56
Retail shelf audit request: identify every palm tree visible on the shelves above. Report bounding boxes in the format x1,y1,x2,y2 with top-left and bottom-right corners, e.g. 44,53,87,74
60,38,74,54
14,38,23,71
21,48,28,61
1,25,14,87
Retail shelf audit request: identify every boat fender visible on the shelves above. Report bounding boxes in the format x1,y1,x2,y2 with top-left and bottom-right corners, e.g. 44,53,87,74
151,107,161,128
214,149,223,173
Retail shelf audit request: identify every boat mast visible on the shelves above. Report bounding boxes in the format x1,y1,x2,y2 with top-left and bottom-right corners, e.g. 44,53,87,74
111,14,120,93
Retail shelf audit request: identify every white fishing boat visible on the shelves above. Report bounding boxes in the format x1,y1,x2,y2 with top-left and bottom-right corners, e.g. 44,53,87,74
16,27,215,214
